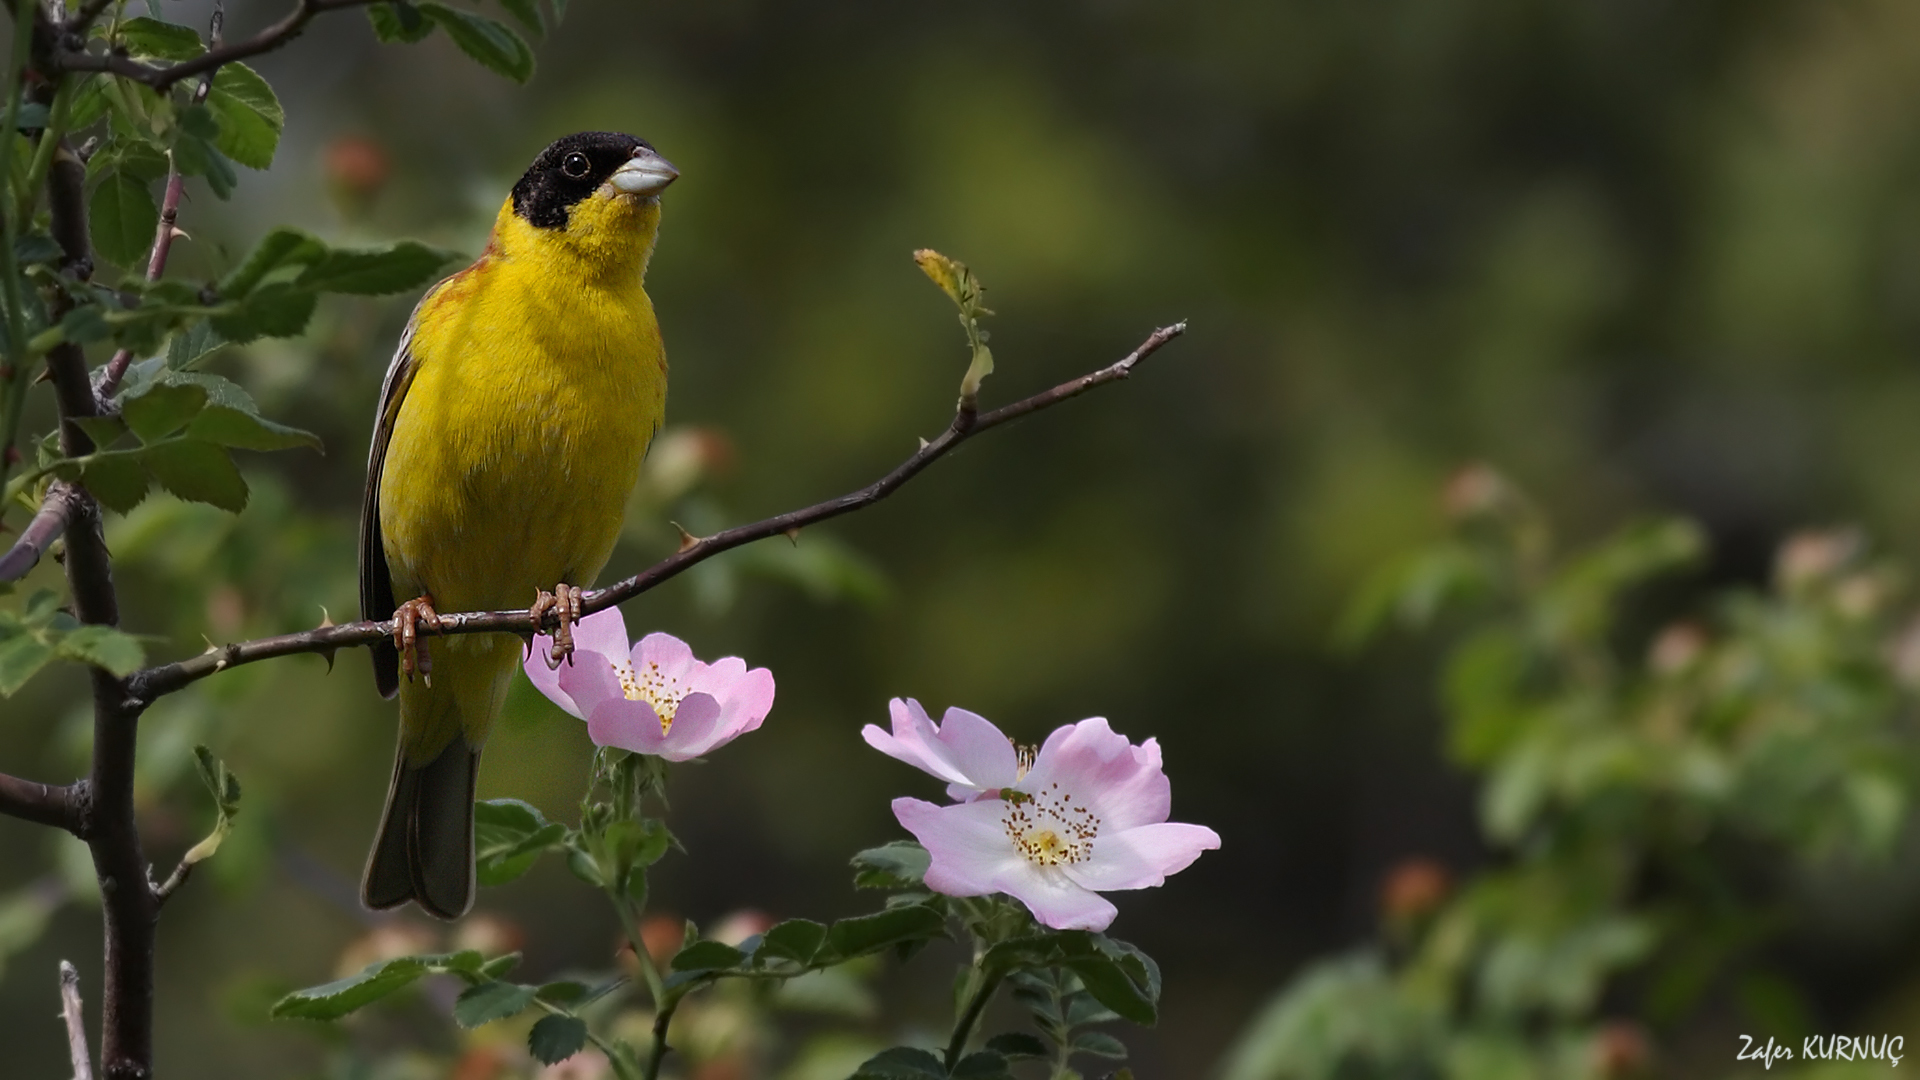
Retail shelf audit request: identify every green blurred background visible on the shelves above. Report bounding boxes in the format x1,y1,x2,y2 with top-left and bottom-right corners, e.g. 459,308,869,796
10,0,1920,1075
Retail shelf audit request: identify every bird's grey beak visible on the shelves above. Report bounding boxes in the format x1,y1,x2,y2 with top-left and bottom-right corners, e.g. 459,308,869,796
610,149,678,196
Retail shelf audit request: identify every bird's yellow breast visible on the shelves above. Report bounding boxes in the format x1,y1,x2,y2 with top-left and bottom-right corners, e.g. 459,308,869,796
378,196,667,617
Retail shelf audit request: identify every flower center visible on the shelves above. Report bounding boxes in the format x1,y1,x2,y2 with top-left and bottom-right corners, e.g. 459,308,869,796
615,659,688,733
1001,781,1099,867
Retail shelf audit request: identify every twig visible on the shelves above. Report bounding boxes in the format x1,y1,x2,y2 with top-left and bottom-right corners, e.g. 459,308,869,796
0,770,83,833
124,322,1187,703
151,858,191,909
0,480,77,581
97,5,224,399
60,961,93,1080
55,0,376,91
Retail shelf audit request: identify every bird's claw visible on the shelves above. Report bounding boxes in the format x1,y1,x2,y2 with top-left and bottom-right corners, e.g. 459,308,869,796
394,595,441,687
530,584,584,671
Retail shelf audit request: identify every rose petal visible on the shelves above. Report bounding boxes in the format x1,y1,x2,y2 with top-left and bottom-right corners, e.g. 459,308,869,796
523,646,578,718
551,650,625,722
937,707,1022,792
655,692,722,760
1063,822,1222,892
585,694,670,755
996,865,1118,931
864,699,1017,796
631,632,699,686
1021,717,1169,830
892,797,1024,897
572,605,631,661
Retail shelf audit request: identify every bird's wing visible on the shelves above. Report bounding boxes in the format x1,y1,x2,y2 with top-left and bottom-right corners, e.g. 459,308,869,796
361,313,424,699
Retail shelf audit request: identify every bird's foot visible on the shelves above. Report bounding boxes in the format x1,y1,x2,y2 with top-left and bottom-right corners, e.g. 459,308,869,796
530,583,584,670
393,595,442,687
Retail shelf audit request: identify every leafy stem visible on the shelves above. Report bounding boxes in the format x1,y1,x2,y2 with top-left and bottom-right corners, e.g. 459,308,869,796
945,953,1005,1069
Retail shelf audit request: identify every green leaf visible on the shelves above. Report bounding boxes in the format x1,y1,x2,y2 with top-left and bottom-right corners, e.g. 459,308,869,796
496,0,544,35
176,745,241,867
419,4,535,83
14,231,63,266
453,981,538,1028
59,304,111,345
851,1047,947,1080
0,634,55,696
951,1051,1014,1080
368,2,436,43
143,439,249,512
89,173,157,269
984,1033,1049,1060
172,109,238,199
536,980,589,1004
296,240,456,295
68,75,111,131
55,625,146,677
669,940,747,973
824,905,945,961
210,283,317,342
168,372,321,451
13,102,48,131
220,228,329,298
81,454,152,514
759,918,828,965
166,322,226,370
1070,1031,1128,1059
478,952,522,980
474,799,565,886
73,417,129,451
117,17,206,60
206,64,284,170
1060,936,1159,1027
527,1014,588,1065
271,955,434,1020
121,380,209,443
851,841,930,890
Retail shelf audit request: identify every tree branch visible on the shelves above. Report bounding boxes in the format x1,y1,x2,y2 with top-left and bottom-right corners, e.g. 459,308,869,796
125,322,1186,703
0,479,77,582
97,9,224,400
60,960,94,1080
0,770,83,833
55,0,376,92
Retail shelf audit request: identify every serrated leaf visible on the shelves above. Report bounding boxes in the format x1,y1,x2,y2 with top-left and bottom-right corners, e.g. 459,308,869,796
951,1051,1014,1080
121,380,209,443
271,955,432,1020
82,454,152,514
296,241,455,295
474,799,565,886
495,0,544,35
169,374,321,451
143,439,248,512
670,940,747,973
851,840,930,889
537,980,588,1003
178,745,241,866
984,1032,1049,1060
478,952,522,980
220,228,328,298
368,2,436,43
0,634,54,696
14,232,63,266
56,625,146,677
207,64,284,170
88,170,158,269
419,4,535,83
824,905,945,962
453,981,538,1028
851,1047,947,1080
166,322,226,370
210,283,317,343
527,1014,588,1064
59,304,111,345
69,75,111,130
118,17,205,60
73,416,128,451
1071,1031,1127,1059
760,918,828,964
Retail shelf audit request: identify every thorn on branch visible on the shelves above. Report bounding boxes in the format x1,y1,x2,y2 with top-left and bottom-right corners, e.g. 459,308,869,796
672,522,702,553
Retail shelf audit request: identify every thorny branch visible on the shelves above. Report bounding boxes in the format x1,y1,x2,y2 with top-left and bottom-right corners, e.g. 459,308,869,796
98,5,225,399
126,322,1188,703
55,0,376,92
0,478,78,580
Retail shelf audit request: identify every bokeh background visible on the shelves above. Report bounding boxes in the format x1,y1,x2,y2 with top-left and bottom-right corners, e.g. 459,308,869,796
9,0,1920,1075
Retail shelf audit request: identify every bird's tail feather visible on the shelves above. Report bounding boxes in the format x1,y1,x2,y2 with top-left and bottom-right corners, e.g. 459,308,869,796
362,735,479,920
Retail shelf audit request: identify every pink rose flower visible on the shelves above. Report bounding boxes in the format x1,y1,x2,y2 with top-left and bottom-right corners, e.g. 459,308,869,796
877,708,1220,931
525,607,774,761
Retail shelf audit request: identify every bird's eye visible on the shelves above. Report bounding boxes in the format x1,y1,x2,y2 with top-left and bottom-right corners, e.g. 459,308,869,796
561,152,590,178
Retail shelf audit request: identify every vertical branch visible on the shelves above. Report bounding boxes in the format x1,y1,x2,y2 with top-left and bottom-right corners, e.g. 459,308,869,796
34,17,150,1080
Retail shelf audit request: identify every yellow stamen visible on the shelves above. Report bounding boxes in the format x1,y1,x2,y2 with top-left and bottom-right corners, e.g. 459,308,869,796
1000,781,1099,867
615,658,689,734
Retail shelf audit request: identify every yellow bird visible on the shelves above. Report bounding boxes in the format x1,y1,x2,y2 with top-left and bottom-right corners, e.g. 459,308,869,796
358,132,678,919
